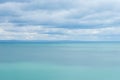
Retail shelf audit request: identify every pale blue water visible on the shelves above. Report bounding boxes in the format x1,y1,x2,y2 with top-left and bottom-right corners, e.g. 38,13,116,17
0,42,120,80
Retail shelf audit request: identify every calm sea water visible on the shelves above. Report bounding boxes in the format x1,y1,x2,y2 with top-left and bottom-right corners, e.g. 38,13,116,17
0,42,120,80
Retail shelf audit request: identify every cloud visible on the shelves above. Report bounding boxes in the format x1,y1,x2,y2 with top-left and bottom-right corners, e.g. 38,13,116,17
0,22,120,41
0,0,30,3
0,0,120,40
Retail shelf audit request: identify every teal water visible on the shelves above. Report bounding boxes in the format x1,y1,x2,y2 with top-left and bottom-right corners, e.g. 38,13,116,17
0,42,120,80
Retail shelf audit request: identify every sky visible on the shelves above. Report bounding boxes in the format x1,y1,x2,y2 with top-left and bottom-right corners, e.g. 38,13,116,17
0,0,120,41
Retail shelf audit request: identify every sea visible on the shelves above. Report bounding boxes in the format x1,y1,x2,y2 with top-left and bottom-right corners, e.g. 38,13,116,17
0,42,120,80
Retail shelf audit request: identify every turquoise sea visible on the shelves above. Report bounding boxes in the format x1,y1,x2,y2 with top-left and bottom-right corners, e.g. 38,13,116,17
0,42,120,80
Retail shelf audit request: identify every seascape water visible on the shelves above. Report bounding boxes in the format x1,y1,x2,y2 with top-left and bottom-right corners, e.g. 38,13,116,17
0,42,120,80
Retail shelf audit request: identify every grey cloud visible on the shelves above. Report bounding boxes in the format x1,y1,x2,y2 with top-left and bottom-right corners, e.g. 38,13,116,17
1,0,120,29
0,0,31,3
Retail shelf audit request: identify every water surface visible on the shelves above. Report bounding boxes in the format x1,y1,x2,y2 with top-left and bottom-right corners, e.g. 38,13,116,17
0,42,120,80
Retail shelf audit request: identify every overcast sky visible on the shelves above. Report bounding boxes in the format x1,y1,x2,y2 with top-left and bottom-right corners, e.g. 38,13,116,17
0,0,120,41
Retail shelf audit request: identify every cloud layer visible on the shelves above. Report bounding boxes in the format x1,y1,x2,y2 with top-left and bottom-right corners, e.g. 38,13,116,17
0,0,120,41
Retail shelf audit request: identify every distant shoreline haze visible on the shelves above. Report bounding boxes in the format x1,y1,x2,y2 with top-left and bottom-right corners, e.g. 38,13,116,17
0,40,120,43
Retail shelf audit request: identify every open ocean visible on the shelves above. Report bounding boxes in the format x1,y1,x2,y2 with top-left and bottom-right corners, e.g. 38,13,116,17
0,42,120,80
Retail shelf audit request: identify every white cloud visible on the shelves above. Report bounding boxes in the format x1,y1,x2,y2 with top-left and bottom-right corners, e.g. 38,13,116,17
0,22,120,40
0,0,120,40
